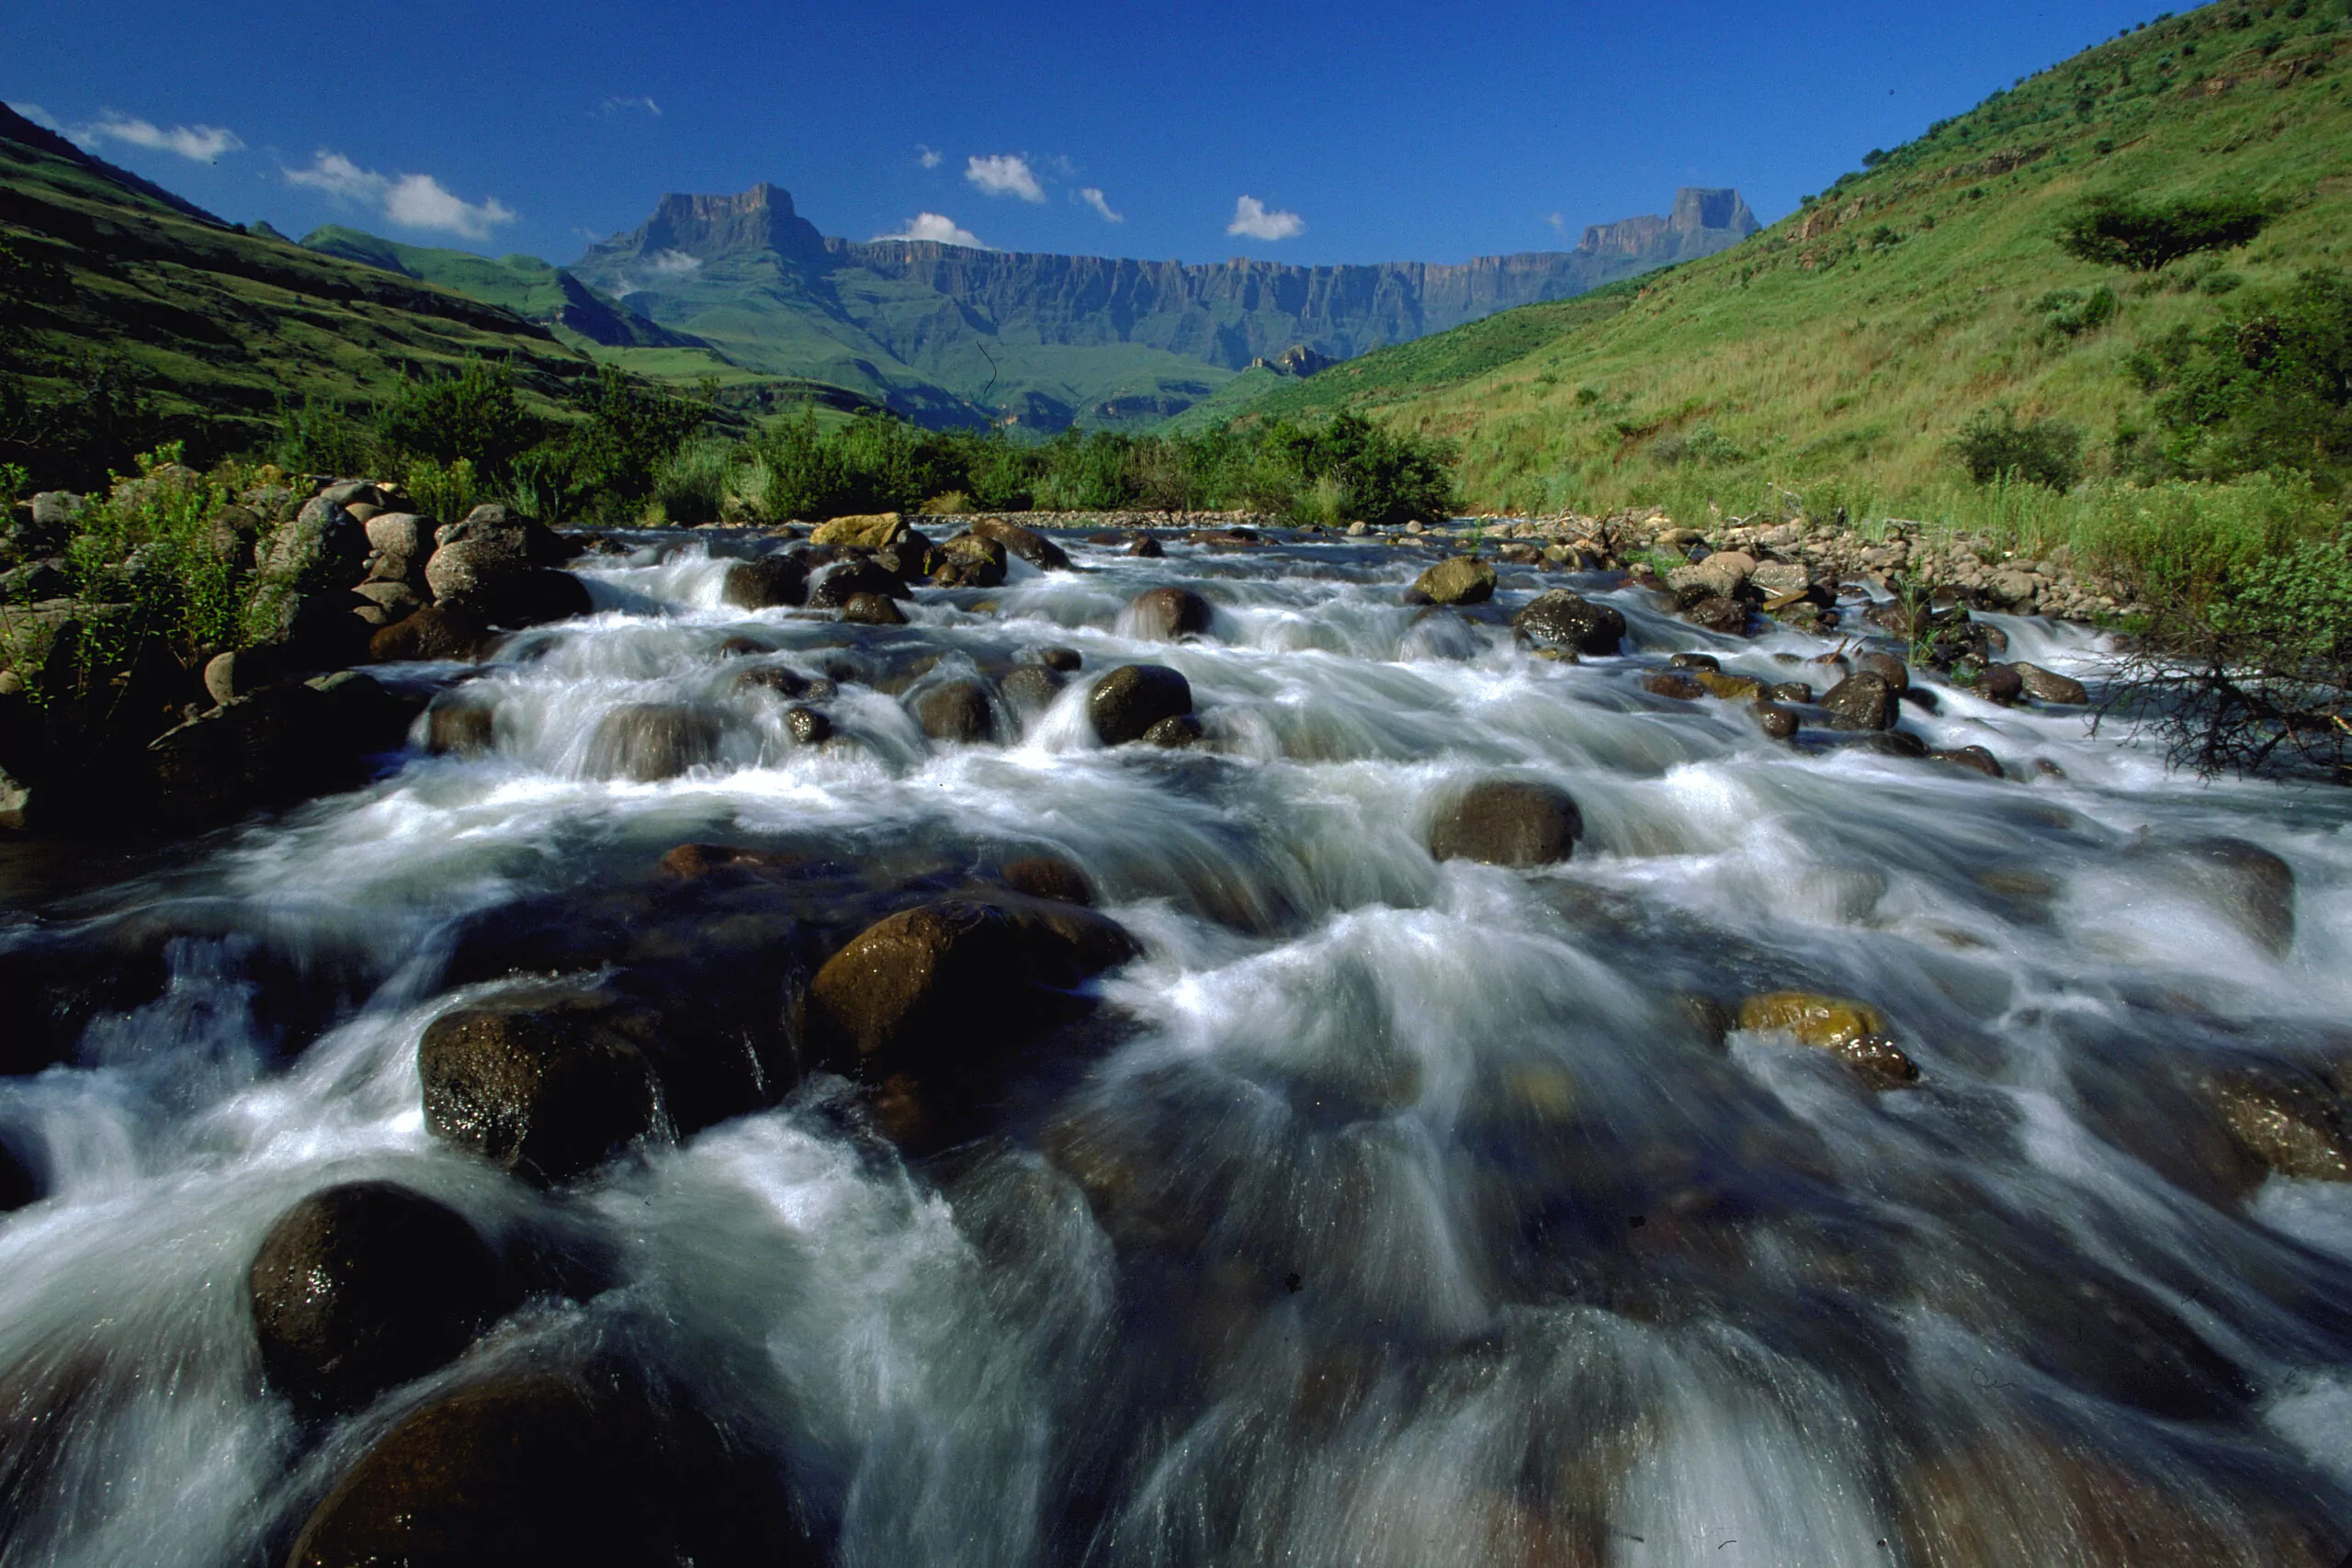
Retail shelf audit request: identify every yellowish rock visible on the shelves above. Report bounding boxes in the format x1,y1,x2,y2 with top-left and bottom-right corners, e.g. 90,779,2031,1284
1738,991,1920,1089
1692,670,1763,700
811,512,907,548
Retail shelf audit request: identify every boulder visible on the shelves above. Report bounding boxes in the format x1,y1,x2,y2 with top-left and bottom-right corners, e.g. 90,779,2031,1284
1002,855,1094,906
1929,745,2005,779
354,581,424,625
809,512,908,549
249,1181,505,1410
1642,671,1704,701
933,534,1008,588
1666,550,1753,599
424,695,498,757
245,499,373,658
143,677,405,832
1668,653,1722,672
914,680,997,744
719,555,809,609
1679,596,1748,635
1820,671,1899,731
1736,992,1918,1089
370,604,498,663
1142,714,1204,747
1000,665,1064,717
418,1000,665,1184
973,516,1073,570
2195,1062,2351,1183
1756,702,1799,740
1750,559,1811,598
1979,662,2026,704
1413,556,1497,606
2142,836,2296,957
1692,671,1762,700
1089,664,1193,745
1763,680,1813,704
2015,661,2089,705
285,1371,816,1568
423,510,579,626
784,705,831,745
1854,651,1910,693
585,704,724,782
1512,589,1625,655
1127,533,1165,558
841,592,907,626
1040,646,1083,672
808,557,906,607
1126,585,1214,640
805,897,1139,1112
1426,779,1583,867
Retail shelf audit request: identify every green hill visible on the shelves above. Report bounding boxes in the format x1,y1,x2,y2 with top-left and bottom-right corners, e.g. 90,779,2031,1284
1196,1,2352,519
0,103,594,472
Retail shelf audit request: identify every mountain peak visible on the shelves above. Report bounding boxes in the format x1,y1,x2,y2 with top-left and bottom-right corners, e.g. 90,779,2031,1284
1577,186,1757,263
595,182,828,270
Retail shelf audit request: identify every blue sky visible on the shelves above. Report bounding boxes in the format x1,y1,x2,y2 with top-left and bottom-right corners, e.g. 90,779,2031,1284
8,0,2163,267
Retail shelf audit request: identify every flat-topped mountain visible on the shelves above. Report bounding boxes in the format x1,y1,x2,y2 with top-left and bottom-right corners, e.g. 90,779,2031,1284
569,184,1756,427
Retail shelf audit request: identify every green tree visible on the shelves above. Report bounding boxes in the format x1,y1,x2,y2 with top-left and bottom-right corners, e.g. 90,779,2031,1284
2127,267,2352,488
2057,193,2270,272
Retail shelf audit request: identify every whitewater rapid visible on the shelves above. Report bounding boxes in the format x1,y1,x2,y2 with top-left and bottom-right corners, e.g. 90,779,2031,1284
2,529,2348,1566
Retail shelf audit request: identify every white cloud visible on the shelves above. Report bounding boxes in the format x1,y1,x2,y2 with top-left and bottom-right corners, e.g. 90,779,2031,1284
77,114,243,162
284,151,516,241
1546,211,1566,234
966,153,1044,203
645,248,702,275
873,212,989,248
599,95,661,117
916,144,943,169
1077,186,1124,223
6,102,62,131
1227,195,1304,242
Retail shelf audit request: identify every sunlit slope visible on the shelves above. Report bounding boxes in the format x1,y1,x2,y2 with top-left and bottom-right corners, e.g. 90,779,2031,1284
0,105,593,451
1220,3,2352,514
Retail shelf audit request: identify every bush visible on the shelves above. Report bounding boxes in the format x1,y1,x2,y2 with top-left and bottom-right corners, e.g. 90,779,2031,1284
2056,193,2271,272
2126,267,2352,490
1953,406,2085,489
377,358,548,479
2034,285,2118,337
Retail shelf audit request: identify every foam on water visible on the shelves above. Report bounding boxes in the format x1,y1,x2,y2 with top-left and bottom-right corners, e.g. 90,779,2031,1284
2,529,2349,1564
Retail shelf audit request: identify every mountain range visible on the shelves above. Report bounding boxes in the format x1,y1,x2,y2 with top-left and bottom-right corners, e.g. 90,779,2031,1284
559,184,1758,428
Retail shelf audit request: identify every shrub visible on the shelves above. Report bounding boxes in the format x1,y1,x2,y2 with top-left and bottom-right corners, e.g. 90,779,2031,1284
1954,406,2085,489
2034,285,2118,337
2056,193,2271,271
2126,267,2352,490
377,358,548,479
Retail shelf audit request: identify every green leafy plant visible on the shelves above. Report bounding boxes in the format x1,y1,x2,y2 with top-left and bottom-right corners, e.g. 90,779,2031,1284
1954,406,2085,490
2056,192,2272,271
2125,267,2352,490
2034,285,2119,337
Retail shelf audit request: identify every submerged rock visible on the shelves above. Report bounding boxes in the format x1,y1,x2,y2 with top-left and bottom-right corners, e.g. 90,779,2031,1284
1413,556,1497,606
2196,1061,2352,1183
1126,585,1213,639
585,704,724,782
1001,855,1095,906
1427,779,1583,867
1090,664,1193,745
249,1181,505,1410
914,680,997,744
1737,992,1918,1089
1929,744,2005,779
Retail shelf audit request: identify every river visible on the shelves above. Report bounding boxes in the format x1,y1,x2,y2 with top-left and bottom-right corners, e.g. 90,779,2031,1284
2,529,2348,1566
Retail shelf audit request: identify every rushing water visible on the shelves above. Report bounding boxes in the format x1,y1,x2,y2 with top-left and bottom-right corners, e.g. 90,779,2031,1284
3,530,2350,1566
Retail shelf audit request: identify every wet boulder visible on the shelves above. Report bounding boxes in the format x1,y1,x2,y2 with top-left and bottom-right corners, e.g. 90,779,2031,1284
1736,992,1918,1089
914,679,998,744
1040,646,1082,672
1126,585,1214,639
286,1370,816,1568
250,1181,506,1410
1678,595,1748,635
1128,533,1165,558
806,896,1140,1139
719,555,809,609
934,534,1008,588
1001,664,1064,719
2133,835,2296,956
2015,661,2089,705
2193,1060,2352,1183
1756,702,1799,740
1978,661,2026,704
1142,714,1204,748
419,999,664,1185
142,675,409,832
1854,651,1910,693
784,705,831,744
585,704,724,782
423,510,579,627
1691,670,1762,700
370,604,498,663
1427,778,1584,867
1001,855,1094,906
841,591,907,626
1413,556,1497,606
973,516,1072,570
1641,671,1704,701
808,557,906,607
1929,745,2005,779
423,694,498,757
353,581,424,626
1089,663,1193,745
1512,589,1625,656
1820,671,1899,731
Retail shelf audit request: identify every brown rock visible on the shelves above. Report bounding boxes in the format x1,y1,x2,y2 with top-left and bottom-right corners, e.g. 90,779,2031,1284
720,555,809,609
914,680,997,744
2015,661,2089,705
1692,670,1762,700
1737,992,1919,1089
809,512,907,549
842,592,907,626
1756,702,1799,740
1002,855,1094,906
370,604,497,663
1427,779,1583,867
1929,745,2005,779
1643,671,1705,700
1679,596,1748,634
1413,556,1498,605
1126,585,1213,639
1090,664,1193,745
418,1001,664,1183
973,516,1072,570
1820,671,1899,730
1511,589,1625,655
585,704,724,782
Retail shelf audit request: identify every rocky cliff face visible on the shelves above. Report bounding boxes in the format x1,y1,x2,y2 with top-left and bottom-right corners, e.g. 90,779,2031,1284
569,184,1759,425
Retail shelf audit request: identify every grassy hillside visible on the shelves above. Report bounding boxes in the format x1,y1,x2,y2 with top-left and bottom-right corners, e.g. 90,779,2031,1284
0,105,593,471
1206,1,2352,520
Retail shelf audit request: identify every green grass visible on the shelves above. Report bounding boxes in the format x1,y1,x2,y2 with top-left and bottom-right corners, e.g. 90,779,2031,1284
1196,1,2352,523
1,112,593,457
